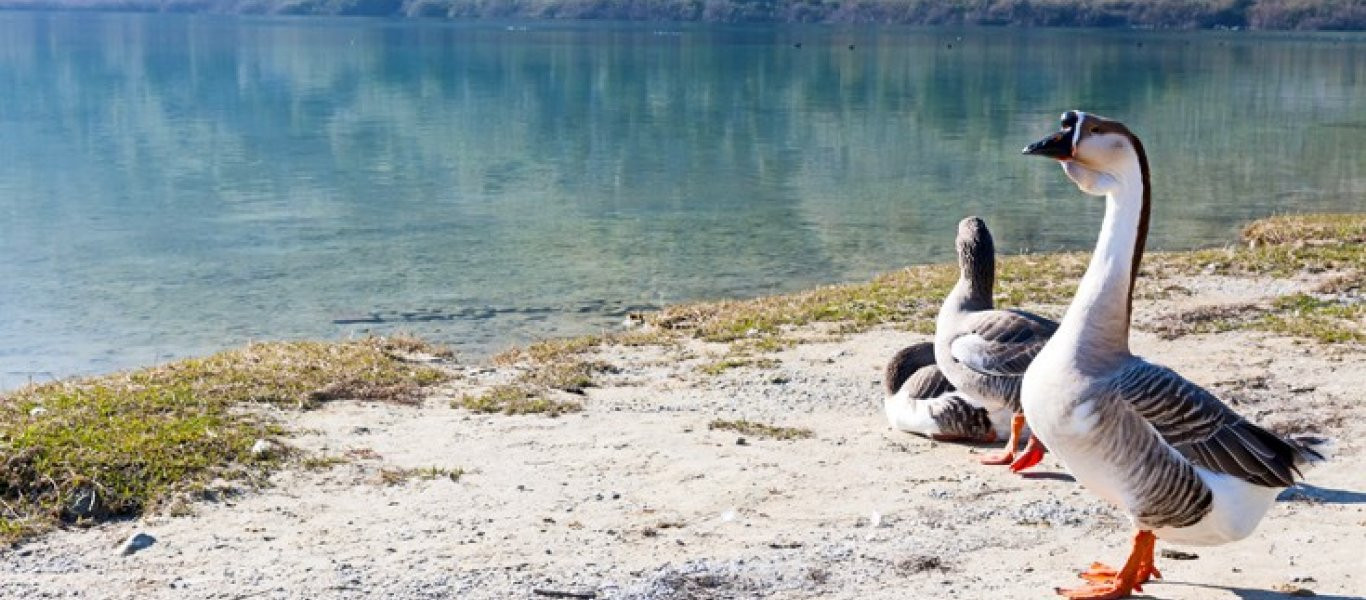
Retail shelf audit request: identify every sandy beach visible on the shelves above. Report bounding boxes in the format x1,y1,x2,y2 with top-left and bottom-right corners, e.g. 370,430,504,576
2,254,1362,600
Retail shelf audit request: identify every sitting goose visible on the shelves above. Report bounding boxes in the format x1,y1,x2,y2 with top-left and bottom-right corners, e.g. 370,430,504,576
935,216,1059,471
1021,111,1321,599
883,342,1011,442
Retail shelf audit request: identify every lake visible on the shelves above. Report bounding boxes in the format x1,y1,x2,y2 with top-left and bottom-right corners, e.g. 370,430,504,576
0,12,1362,387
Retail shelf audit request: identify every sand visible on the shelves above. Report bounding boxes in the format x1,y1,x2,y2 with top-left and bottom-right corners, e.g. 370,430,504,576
1,272,1363,600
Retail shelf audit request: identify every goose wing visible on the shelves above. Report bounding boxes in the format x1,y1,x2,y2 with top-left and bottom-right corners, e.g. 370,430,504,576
1111,360,1311,488
900,365,956,400
949,309,1058,378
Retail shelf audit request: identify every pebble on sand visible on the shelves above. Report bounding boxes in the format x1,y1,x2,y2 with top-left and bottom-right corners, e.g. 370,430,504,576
250,439,273,458
119,532,156,556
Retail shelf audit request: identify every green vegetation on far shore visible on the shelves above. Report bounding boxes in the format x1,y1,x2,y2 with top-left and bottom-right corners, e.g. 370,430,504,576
0,337,451,543
1,0,1362,31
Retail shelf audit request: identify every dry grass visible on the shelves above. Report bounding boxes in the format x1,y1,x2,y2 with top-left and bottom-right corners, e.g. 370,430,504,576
378,466,464,485
698,357,782,376
1258,293,1365,344
521,360,616,393
122,337,451,409
1142,303,1270,340
454,385,583,416
708,419,814,441
493,335,605,366
1241,213,1366,247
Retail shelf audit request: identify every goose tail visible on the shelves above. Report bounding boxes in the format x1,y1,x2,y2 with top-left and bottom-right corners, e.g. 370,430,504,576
1288,434,1331,471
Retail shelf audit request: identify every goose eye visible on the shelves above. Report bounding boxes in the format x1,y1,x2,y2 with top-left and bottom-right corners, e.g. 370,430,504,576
1088,126,1100,133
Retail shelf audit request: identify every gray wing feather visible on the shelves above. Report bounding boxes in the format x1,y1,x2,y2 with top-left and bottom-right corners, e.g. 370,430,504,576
1113,361,1314,488
949,309,1058,377
901,366,955,400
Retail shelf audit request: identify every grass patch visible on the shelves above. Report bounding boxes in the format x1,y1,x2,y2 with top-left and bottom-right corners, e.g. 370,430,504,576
708,419,813,441
379,466,464,485
454,385,582,416
0,337,450,543
993,252,1091,308
1143,303,1269,340
698,357,782,376
1241,213,1366,247
114,338,451,410
1150,243,1365,279
522,360,616,394
1257,293,1365,344
300,454,350,471
610,327,681,348
494,335,605,366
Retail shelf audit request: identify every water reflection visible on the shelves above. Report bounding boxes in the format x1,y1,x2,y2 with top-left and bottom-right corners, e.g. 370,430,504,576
0,14,1361,383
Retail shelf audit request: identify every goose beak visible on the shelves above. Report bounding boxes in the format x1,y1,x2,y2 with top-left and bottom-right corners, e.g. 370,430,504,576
1022,131,1073,160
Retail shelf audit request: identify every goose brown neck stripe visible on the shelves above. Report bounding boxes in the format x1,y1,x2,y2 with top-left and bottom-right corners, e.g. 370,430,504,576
1122,126,1152,327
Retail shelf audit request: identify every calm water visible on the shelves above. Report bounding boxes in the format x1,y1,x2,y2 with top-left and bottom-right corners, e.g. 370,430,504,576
1,13,1363,386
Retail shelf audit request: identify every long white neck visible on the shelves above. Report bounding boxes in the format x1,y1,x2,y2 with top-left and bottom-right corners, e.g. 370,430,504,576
1055,164,1148,368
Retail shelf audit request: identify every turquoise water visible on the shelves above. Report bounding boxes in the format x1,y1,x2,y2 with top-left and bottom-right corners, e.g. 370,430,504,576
0,13,1362,386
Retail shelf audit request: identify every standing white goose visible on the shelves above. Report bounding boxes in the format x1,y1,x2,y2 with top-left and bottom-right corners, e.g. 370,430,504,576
883,342,1012,442
935,216,1059,471
1021,111,1321,599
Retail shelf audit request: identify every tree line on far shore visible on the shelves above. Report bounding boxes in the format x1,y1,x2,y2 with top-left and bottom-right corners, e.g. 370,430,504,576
0,0,1361,30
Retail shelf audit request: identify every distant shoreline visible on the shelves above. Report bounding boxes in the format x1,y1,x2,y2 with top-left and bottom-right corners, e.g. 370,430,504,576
0,0,1363,31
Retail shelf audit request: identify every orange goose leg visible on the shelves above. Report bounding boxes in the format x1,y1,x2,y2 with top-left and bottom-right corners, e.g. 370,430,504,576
979,413,1024,465
1057,530,1162,599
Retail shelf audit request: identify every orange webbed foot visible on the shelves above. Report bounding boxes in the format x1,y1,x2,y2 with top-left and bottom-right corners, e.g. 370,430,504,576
1077,561,1116,583
1055,531,1161,599
1078,560,1161,585
1056,582,1132,600
1009,436,1046,472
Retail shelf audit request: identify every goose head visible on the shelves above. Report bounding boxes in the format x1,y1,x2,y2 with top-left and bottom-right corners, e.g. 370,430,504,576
1022,110,1146,197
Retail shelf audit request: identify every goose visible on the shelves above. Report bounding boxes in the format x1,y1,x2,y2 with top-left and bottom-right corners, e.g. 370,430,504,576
1020,111,1322,599
935,216,1059,471
883,342,1011,442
